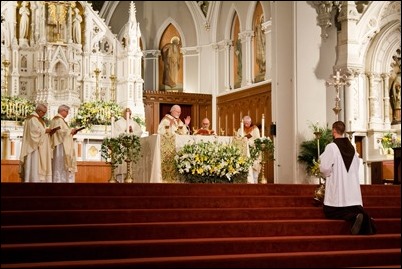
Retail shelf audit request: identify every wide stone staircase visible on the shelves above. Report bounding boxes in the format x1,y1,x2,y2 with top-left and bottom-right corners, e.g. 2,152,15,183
1,183,401,268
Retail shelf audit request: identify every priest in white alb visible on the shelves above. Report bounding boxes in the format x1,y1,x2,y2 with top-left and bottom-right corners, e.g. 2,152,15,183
50,105,78,183
19,104,53,182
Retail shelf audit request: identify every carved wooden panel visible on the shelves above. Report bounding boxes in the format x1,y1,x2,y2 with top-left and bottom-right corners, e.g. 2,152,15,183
217,82,273,182
1,160,111,183
143,91,212,135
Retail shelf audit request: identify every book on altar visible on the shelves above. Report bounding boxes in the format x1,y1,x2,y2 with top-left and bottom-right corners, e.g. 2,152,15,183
194,128,215,135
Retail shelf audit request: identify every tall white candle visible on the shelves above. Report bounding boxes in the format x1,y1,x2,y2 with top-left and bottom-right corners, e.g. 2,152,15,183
240,119,244,137
111,116,115,137
261,114,265,137
126,110,130,133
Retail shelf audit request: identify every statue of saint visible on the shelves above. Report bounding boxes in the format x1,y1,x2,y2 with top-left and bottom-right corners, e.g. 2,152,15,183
19,1,30,40
255,14,266,80
162,36,181,88
390,73,401,123
72,8,82,44
390,50,401,124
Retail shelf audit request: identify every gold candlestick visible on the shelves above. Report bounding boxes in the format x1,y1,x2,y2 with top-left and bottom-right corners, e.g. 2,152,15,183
2,59,10,96
259,144,267,184
313,130,323,185
124,159,134,183
110,74,117,101
313,131,322,160
94,68,101,100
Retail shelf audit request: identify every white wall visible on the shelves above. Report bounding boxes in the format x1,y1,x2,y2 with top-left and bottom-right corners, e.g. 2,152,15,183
272,2,337,183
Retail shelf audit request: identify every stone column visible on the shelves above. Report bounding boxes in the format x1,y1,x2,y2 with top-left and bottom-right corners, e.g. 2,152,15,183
263,21,272,80
9,138,16,160
367,72,383,129
76,138,83,161
223,39,232,91
382,73,391,126
238,30,253,87
1,131,10,160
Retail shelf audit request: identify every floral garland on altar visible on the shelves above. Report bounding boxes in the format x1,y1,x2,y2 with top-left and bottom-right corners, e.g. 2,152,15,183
70,101,121,128
174,141,253,183
1,96,35,122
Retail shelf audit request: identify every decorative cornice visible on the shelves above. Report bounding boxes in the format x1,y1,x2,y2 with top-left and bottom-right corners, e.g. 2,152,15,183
312,1,342,39
143,50,161,57
238,30,254,41
181,47,199,55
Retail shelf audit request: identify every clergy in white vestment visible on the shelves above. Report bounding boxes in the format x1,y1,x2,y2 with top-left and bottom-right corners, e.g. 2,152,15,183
50,105,78,183
113,107,143,182
114,107,143,137
237,115,261,184
157,104,191,135
19,104,53,182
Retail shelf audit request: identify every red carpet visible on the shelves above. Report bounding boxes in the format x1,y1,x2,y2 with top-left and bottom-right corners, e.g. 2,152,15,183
1,183,401,268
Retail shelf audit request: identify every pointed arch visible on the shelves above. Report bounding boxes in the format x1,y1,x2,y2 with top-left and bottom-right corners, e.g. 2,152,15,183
155,17,186,48
253,1,266,82
158,21,184,91
246,1,258,30
224,4,241,40
233,14,241,89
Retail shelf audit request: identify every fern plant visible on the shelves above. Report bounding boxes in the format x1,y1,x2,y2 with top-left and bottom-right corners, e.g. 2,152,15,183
298,123,333,176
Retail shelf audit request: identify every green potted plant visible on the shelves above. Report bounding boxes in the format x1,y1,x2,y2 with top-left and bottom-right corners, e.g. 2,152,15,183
250,136,275,161
101,137,125,183
118,133,142,183
298,122,332,177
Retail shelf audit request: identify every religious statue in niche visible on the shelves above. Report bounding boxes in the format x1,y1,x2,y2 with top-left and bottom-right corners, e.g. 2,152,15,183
19,1,30,40
72,7,82,44
162,36,181,89
389,48,401,124
254,14,266,82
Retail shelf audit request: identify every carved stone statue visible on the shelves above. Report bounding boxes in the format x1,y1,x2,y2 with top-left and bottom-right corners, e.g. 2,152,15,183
19,1,30,40
390,73,401,124
72,8,82,44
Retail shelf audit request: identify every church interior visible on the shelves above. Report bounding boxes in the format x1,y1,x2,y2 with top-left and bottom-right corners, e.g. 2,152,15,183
1,2,401,268
1,1,401,184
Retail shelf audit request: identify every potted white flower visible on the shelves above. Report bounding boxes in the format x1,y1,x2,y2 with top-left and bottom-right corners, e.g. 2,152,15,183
174,141,253,183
